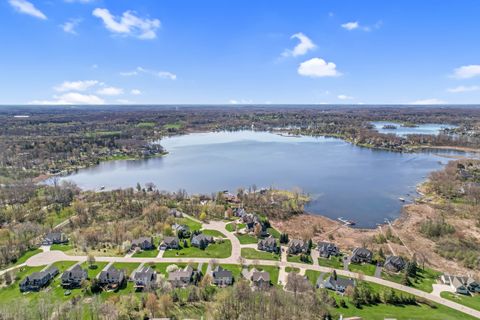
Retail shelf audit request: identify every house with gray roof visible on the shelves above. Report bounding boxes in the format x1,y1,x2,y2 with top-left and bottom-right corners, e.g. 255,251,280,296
159,236,180,250
132,266,157,291
212,266,233,286
317,275,355,293
20,266,59,292
250,269,270,289
98,265,125,290
257,236,278,253
350,247,373,264
317,242,339,258
441,274,480,295
288,239,309,254
42,232,68,245
168,265,200,288
384,256,406,273
131,236,154,251
61,264,88,289
191,233,214,248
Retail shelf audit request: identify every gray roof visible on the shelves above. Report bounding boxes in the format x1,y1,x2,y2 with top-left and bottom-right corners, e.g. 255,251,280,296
289,239,306,248
61,264,87,281
132,237,153,246
318,242,337,251
212,266,232,279
259,236,276,247
163,236,179,245
133,266,156,281
251,271,270,282
168,265,194,281
352,247,373,258
192,234,213,243
385,256,406,269
98,265,124,282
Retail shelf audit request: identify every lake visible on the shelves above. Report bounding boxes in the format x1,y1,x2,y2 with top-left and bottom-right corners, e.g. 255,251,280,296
371,122,455,137
61,131,464,228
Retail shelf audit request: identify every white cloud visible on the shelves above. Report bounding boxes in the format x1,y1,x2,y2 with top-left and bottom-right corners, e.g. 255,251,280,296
410,98,446,105
337,94,353,100
29,93,105,105
229,99,252,104
298,58,341,78
341,21,359,31
92,8,160,40
61,19,81,35
120,67,176,80
130,89,142,95
282,33,316,57
97,86,123,96
447,85,480,93
452,65,480,79
54,80,100,92
341,20,381,32
8,0,47,20
65,0,96,3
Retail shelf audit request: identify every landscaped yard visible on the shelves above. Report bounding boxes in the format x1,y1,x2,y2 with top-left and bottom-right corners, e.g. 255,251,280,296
176,217,202,231
318,256,344,269
225,222,245,232
285,266,300,273
249,265,280,286
267,227,281,238
441,292,480,311
153,262,199,276
287,254,313,264
305,270,323,286
241,248,280,261
163,240,232,259
80,261,109,279
348,262,376,276
0,265,46,302
410,267,441,293
218,264,244,281
201,229,226,238
132,248,159,257
112,262,141,276
50,243,74,252
235,233,259,244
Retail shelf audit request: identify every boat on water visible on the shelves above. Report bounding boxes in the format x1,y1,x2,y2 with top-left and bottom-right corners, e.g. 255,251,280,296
399,197,405,202
337,217,356,225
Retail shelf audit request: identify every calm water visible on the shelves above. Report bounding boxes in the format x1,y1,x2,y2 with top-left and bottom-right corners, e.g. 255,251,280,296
61,131,462,228
372,122,455,137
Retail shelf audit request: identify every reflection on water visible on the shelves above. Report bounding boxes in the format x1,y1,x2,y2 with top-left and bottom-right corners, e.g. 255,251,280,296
372,121,456,137
61,131,468,228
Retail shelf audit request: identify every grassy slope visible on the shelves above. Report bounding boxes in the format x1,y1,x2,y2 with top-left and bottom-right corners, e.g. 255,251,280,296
241,248,280,261
441,292,480,312
163,240,232,259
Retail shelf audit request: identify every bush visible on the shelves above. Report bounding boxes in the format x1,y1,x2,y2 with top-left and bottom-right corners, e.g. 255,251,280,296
419,219,455,238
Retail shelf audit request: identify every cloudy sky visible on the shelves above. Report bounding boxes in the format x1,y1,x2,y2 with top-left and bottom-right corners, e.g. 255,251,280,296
1,0,480,105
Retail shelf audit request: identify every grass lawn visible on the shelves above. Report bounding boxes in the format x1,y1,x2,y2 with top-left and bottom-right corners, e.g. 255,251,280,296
305,270,323,286
410,267,441,293
318,256,344,269
241,248,280,261
153,262,199,277
45,206,75,228
235,233,259,244
219,264,244,281
285,266,300,273
267,227,281,238
132,248,159,257
226,222,245,232
201,229,226,238
177,217,202,231
0,265,46,302
2,248,42,270
112,262,141,277
164,122,183,130
163,240,232,259
80,261,109,279
287,254,313,264
50,243,74,252
441,292,480,311
249,265,280,286
348,263,376,276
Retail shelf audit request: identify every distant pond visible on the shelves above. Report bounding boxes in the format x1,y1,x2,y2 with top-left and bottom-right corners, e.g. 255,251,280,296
371,121,456,137
60,131,468,228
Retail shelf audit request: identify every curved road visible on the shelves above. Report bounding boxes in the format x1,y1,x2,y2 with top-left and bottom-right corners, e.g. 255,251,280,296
18,220,480,319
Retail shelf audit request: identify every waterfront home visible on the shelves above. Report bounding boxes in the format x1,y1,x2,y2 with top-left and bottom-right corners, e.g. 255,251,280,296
257,236,279,253
384,256,406,273
61,264,88,289
191,233,214,248
168,265,199,288
20,266,59,292
98,265,125,290
441,274,480,295
159,236,180,250
317,275,355,293
288,239,309,255
350,248,373,264
42,232,68,245
317,242,339,258
131,236,155,251
132,266,157,291
212,266,233,286
250,269,271,289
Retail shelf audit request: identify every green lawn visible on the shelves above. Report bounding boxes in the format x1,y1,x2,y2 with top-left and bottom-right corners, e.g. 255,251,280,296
201,229,226,238
305,270,322,286
177,217,202,231
235,233,259,244
80,261,109,279
219,264,244,281
50,243,74,252
153,262,199,277
441,292,480,311
267,227,281,238
241,248,280,261
318,256,344,269
249,265,280,286
226,222,245,232
2,248,42,270
132,248,159,257
348,263,376,276
287,254,313,264
285,266,300,273
410,268,442,293
163,240,232,259
112,263,141,277
0,265,46,302
45,206,75,228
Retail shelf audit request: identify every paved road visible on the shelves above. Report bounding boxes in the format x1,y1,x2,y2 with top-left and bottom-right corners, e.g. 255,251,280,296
17,219,480,319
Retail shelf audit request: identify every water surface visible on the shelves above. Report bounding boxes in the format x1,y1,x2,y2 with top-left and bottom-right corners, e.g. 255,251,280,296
62,131,462,228
372,122,455,137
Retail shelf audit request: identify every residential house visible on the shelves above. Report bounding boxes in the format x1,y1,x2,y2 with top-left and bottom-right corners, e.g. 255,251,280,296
169,208,183,218
317,275,356,293
212,266,233,286
168,265,200,288
191,234,214,248
98,265,125,290
61,264,88,289
20,266,59,292
173,223,190,238
159,236,180,250
250,269,270,289
132,266,157,291
350,248,373,264
285,273,312,293
317,242,339,258
288,239,309,255
42,232,68,245
384,256,406,273
257,236,278,253
441,274,480,295
131,237,154,251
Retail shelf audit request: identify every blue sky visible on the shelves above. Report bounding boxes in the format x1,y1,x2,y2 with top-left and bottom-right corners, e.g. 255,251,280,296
1,0,480,105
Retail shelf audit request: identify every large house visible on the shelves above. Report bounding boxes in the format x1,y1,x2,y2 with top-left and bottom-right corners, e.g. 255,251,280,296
384,256,406,273
317,275,356,293
173,223,190,238
168,265,200,288
191,234,214,248
250,269,270,289
212,266,233,287
159,236,180,250
20,266,59,292
132,266,157,291
441,274,480,295
61,264,88,289
42,232,68,245
288,239,309,255
350,248,373,264
257,237,278,253
98,265,125,290
317,242,339,258
131,237,154,251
